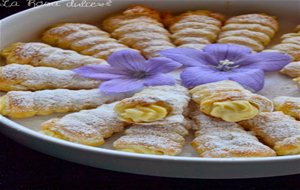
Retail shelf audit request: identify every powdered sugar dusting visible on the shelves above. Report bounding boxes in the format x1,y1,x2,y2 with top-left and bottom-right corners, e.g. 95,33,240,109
239,112,300,146
0,64,100,91
51,103,124,138
191,110,276,157
3,89,129,117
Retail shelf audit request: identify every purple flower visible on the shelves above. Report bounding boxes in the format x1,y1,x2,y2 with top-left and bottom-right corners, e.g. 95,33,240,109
73,50,181,94
160,44,292,92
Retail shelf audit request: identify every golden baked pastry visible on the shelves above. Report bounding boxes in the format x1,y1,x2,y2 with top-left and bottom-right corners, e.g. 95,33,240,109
42,23,132,59
114,85,190,124
102,5,174,57
190,80,273,122
113,119,189,155
280,61,300,77
164,10,225,49
239,112,300,155
41,103,126,146
295,25,300,33
0,64,100,91
0,89,126,119
1,42,106,69
190,107,276,157
273,96,300,120
218,13,279,51
264,25,300,61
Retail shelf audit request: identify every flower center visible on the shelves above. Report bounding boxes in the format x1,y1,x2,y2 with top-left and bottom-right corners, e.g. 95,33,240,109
215,59,239,71
131,71,149,79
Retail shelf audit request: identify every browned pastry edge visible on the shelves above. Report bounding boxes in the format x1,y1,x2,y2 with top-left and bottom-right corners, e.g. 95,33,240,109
226,13,279,31
162,10,226,27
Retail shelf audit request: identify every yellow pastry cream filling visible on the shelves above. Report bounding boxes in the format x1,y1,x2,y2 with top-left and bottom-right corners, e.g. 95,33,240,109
114,102,170,123
209,100,259,122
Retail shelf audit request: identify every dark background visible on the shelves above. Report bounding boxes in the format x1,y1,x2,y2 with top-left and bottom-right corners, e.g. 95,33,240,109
1,0,300,189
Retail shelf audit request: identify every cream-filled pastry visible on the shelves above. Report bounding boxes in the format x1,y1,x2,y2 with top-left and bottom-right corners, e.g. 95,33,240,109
102,5,174,57
42,23,132,59
41,102,126,146
280,61,300,77
114,85,190,124
190,80,273,122
218,13,279,51
1,42,106,69
164,10,225,49
0,64,100,91
264,25,300,61
273,96,300,120
190,107,276,157
0,89,128,119
113,123,188,156
239,112,300,155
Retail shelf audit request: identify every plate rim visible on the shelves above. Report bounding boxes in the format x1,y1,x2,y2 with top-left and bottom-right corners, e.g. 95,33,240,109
1,115,300,163
1,0,300,165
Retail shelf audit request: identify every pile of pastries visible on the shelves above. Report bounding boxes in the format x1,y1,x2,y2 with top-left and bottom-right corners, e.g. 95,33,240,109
1,5,300,158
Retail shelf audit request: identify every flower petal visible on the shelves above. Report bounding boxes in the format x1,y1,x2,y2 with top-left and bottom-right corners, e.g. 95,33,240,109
203,44,252,62
144,57,182,74
73,65,127,80
160,48,217,67
107,49,146,71
100,78,144,94
227,68,265,92
180,65,228,88
236,52,292,71
143,73,176,86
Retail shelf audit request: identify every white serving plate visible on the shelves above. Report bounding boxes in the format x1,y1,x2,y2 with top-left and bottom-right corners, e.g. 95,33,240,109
1,0,300,179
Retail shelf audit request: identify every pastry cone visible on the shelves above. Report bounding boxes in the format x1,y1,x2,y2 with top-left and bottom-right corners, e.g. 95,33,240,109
264,25,300,61
239,112,300,155
190,108,276,157
41,102,126,146
293,77,300,88
0,64,100,91
113,121,188,156
273,96,300,119
295,25,300,33
218,14,279,51
0,89,126,119
190,80,273,122
42,23,131,59
102,5,174,57
1,42,106,70
114,85,190,124
164,10,225,49
280,61,300,77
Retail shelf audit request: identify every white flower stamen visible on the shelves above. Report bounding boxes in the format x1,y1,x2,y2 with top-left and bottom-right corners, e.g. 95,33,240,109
215,59,239,71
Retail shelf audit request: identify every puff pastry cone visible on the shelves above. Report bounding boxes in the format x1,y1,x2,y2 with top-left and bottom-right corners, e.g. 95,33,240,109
42,23,132,59
273,96,300,120
163,10,225,49
0,64,100,91
1,42,106,70
114,85,190,124
264,25,300,61
102,5,175,58
113,123,189,156
217,13,279,51
239,112,300,155
113,85,191,155
40,102,127,146
0,89,127,119
280,61,300,78
190,105,276,158
190,80,274,122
